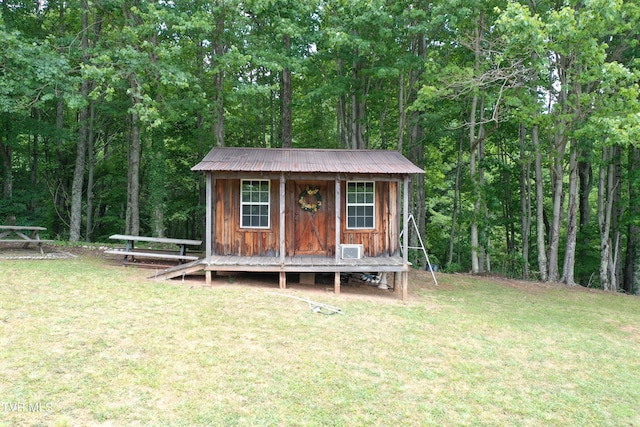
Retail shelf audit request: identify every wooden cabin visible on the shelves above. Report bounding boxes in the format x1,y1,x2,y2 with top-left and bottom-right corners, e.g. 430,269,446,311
191,147,424,298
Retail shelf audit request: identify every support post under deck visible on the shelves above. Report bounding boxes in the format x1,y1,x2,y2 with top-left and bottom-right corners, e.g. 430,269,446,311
279,271,286,289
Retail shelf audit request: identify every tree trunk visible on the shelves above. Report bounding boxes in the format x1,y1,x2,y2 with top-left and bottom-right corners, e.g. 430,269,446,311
85,101,95,242
577,155,592,285
212,1,226,147
469,13,486,274
599,146,615,291
69,0,90,242
532,123,548,281
612,146,623,290
149,130,165,238
547,132,567,282
448,130,464,267
30,109,39,189
469,90,481,273
126,76,142,236
281,34,292,148
561,142,579,285
519,123,531,280
397,72,406,153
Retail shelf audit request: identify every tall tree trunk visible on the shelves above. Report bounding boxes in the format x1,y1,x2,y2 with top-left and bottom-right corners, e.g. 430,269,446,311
561,142,579,285
448,130,464,267
547,52,572,283
532,123,548,281
350,52,367,150
397,72,406,153
469,91,481,273
612,146,623,290
469,13,487,273
519,123,531,280
147,2,165,238
85,101,95,242
69,0,90,242
281,34,292,148
577,155,592,285
599,146,615,291
478,117,489,272
30,109,39,189
212,1,226,147
469,92,480,273
126,76,142,236
547,132,567,282
149,130,165,238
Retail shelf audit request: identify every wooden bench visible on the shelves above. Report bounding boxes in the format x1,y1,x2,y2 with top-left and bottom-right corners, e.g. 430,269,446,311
0,225,52,254
106,234,202,266
104,249,199,261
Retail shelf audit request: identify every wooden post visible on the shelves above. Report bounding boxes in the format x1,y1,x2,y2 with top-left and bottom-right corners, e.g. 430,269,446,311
402,176,410,301
335,176,341,263
280,173,286,264
206,173,213,262
205,270,212,286
279,271,286,289
402,271,408,302
403,176,409,266
334,271,341,294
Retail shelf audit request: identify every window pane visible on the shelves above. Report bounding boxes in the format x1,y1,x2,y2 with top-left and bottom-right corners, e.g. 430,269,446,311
241,180,270,228
365,192,374,204
346,181,374,229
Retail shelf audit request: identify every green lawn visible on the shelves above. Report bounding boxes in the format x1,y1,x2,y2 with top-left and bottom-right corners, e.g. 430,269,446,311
1,252,639,426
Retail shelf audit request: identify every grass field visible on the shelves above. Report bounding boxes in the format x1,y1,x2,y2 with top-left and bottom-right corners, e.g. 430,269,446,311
1,250,639,426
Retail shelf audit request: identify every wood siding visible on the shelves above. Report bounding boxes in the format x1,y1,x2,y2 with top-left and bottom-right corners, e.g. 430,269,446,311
341,180,398,257
213,179,280,256
212,176,398,258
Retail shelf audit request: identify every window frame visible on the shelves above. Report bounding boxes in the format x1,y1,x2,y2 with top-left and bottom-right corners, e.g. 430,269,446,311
240,179,271,229
346,181,376,230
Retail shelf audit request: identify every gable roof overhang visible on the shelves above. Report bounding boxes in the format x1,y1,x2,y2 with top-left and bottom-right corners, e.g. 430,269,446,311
191,147,425,176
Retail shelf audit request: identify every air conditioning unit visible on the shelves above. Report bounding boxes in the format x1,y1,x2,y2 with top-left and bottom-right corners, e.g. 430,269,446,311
341,244,363,259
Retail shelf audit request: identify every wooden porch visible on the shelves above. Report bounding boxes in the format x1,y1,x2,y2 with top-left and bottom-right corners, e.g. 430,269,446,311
202,254,409,299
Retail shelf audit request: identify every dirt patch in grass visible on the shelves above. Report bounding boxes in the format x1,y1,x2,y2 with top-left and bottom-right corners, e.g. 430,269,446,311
0,244,77,260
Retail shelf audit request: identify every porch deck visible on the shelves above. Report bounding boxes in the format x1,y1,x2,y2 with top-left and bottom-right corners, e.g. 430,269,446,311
203,254,407,273
152,255,410,299
203,254,409,299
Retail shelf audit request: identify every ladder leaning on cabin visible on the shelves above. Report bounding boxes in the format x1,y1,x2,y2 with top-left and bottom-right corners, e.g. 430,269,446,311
399,214,438,286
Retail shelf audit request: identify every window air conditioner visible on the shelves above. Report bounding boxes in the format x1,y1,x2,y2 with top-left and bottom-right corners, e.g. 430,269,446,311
341,244,363,259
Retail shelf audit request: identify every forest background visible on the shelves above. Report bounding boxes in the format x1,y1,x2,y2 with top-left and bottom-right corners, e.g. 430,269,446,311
1,0,639,293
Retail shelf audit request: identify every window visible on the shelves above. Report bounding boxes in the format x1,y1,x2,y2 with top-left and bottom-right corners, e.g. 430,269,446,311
347,181,375,229
241,180,270,228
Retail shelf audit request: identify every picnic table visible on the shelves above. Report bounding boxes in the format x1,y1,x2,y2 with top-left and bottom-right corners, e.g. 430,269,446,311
0,225,53,254
105,234,202,265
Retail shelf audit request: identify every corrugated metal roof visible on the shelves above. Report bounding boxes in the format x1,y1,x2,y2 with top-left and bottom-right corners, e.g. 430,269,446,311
192,147,424,175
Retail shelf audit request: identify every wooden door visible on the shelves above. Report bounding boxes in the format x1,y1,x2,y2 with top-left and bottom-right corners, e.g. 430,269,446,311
290,181,333,256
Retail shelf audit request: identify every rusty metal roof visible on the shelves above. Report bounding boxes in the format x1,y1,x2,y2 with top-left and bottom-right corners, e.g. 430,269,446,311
192,147,424,175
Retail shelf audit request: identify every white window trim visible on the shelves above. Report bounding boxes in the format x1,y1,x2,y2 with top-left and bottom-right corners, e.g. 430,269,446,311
240,179,271,229
346,180,375,230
